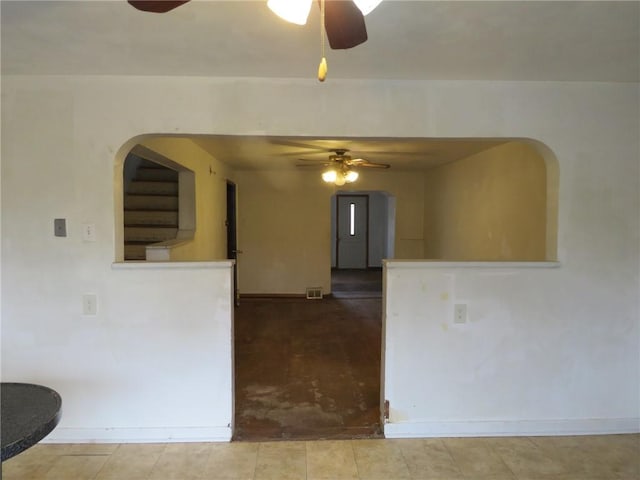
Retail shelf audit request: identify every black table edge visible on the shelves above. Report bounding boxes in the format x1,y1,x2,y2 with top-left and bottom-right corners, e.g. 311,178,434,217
1,383,63,462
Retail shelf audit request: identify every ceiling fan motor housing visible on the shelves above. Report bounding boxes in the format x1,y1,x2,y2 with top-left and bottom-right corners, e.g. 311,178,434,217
330,150,351,163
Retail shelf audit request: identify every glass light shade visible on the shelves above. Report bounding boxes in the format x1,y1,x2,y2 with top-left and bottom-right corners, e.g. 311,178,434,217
267,0,313,25
322,169,337,183
345,170,359,183
334,174,346,186
354,0,382,15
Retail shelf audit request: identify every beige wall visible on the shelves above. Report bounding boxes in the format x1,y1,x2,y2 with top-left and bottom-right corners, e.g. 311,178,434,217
423,141,547,260
138,137,233,261
235,168,424,295
235,170,332,295
131,136,548,288
355,170,426,260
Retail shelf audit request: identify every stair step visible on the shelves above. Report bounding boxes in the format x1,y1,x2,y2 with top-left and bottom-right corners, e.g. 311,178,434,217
124,195,178,211
122,161,182,260
124,211,178,226
124,226,178,243
124,244,147,260
128,181,178,196
136,168,179,182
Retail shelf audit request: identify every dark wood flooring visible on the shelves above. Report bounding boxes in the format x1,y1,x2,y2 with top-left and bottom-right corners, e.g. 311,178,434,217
233,292,383,441
331,268,383,298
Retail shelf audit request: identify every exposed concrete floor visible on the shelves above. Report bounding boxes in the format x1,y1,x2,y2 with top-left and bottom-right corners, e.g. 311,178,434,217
233,286,383,441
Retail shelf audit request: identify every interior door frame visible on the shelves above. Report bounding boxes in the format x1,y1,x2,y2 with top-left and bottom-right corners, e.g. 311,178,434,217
226,180,239,305
335,194,369,269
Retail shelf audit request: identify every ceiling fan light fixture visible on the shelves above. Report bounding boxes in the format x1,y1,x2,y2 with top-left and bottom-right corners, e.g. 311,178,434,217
322,169,338,183
267,0,312,25
305,149,386,186
345,170,359,183
321,166,359,185
353,0,383,15
334,174,347,186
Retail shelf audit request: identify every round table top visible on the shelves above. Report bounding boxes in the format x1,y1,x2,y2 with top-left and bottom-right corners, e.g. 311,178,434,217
1,383,62,462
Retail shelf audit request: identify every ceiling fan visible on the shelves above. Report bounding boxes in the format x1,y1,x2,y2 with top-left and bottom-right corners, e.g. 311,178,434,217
297,149,390,185
127,0,379,50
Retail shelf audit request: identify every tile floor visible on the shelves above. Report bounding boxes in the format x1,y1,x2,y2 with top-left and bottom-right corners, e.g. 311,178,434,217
2,434,638,480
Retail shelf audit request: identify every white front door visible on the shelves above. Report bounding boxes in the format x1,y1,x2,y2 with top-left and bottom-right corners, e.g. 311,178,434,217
336,195,368,269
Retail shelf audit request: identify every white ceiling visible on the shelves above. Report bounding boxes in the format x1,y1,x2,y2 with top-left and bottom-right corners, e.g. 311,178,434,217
2,1,638,171
2,0,639,81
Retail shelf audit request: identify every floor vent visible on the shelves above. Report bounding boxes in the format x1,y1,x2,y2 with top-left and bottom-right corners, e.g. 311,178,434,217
306,287,323,300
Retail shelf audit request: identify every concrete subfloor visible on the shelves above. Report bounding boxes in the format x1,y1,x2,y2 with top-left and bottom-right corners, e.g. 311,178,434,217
233,291,383,441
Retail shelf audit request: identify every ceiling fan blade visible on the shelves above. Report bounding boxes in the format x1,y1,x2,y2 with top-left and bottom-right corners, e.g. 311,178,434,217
297,157,331,162
364,163,391,169
267,138,335,155
350,159,391,168
323,0,368,50
128,1,190,13
353,150,436,156
296,162,332,168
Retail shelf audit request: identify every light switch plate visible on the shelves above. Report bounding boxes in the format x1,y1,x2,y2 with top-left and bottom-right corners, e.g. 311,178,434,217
82,223,96,242
83,294,97,315
54,218,66,237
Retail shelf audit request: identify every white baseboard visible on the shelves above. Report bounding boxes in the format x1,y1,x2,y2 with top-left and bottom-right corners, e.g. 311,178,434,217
42,426,232,444
40,419,639,443
384,418,640,438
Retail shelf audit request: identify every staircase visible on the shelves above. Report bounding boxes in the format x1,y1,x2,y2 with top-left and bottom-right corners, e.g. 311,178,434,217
124,160,179,260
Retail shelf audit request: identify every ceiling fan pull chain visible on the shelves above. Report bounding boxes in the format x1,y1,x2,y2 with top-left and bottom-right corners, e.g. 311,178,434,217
318,0,328,82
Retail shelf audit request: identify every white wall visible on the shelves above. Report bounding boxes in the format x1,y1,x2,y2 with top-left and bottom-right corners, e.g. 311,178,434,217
1,76,638,441
384,261,638,437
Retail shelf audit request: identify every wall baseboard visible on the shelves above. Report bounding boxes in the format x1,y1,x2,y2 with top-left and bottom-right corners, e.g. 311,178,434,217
40,419,640,443
43,426,232,444
384,418,640,438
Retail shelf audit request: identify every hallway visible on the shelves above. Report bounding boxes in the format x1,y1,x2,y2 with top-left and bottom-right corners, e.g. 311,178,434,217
233,295,382,441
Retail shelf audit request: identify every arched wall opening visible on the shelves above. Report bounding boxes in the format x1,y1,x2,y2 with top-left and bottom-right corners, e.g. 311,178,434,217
114,135,559,291
113,134,234,263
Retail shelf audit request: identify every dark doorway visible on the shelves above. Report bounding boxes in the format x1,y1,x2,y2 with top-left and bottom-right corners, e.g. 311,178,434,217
226,181,238,305
336,195,369,269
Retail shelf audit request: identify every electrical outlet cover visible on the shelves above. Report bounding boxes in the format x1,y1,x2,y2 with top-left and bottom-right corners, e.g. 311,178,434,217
454,303,467,324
